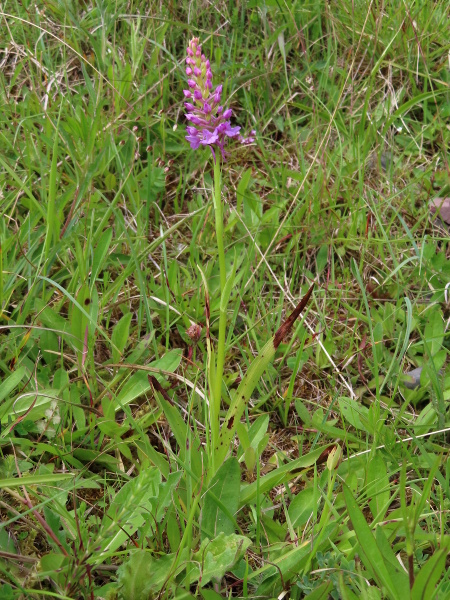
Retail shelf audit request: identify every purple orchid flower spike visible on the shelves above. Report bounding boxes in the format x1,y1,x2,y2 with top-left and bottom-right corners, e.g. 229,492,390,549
183,37,255,160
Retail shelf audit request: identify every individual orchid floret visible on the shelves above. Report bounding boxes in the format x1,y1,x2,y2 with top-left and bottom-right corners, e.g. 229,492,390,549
238,130,256,145
183,37,254,159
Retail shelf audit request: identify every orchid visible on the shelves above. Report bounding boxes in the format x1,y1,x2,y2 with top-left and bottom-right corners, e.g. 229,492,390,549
183,37,255,159
181,37,256,474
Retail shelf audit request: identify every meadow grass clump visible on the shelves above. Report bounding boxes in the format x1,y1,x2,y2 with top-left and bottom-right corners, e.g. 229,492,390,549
0,1,449,599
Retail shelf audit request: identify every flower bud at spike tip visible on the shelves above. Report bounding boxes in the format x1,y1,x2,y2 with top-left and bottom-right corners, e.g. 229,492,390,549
327,445,343,471
187,323,202,343
183,37,255,159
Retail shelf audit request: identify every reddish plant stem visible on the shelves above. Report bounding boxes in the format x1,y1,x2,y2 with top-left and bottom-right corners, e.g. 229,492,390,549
19,486,69,557
408,554,415,589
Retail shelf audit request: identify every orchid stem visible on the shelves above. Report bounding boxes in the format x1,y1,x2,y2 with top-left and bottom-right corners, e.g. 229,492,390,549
212,156,227,466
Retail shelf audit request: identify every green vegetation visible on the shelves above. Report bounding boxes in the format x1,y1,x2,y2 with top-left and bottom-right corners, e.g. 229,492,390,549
0,1,449,598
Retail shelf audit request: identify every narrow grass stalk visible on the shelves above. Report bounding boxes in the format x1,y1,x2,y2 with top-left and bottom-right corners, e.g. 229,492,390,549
43,107,62,275
169,481,201,580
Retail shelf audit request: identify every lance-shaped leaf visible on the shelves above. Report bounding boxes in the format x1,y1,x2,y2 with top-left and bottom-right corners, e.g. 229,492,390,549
214,283,314,465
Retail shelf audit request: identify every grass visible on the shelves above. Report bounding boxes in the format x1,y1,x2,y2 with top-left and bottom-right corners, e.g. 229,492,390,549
0,0,449,598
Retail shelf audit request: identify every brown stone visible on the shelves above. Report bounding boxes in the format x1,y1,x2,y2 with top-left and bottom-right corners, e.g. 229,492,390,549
430,197,450,226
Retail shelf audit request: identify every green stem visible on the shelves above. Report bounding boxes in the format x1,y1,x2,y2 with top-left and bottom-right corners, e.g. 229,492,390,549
168,481,201,582
303,470,337,573
212,156,227,464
